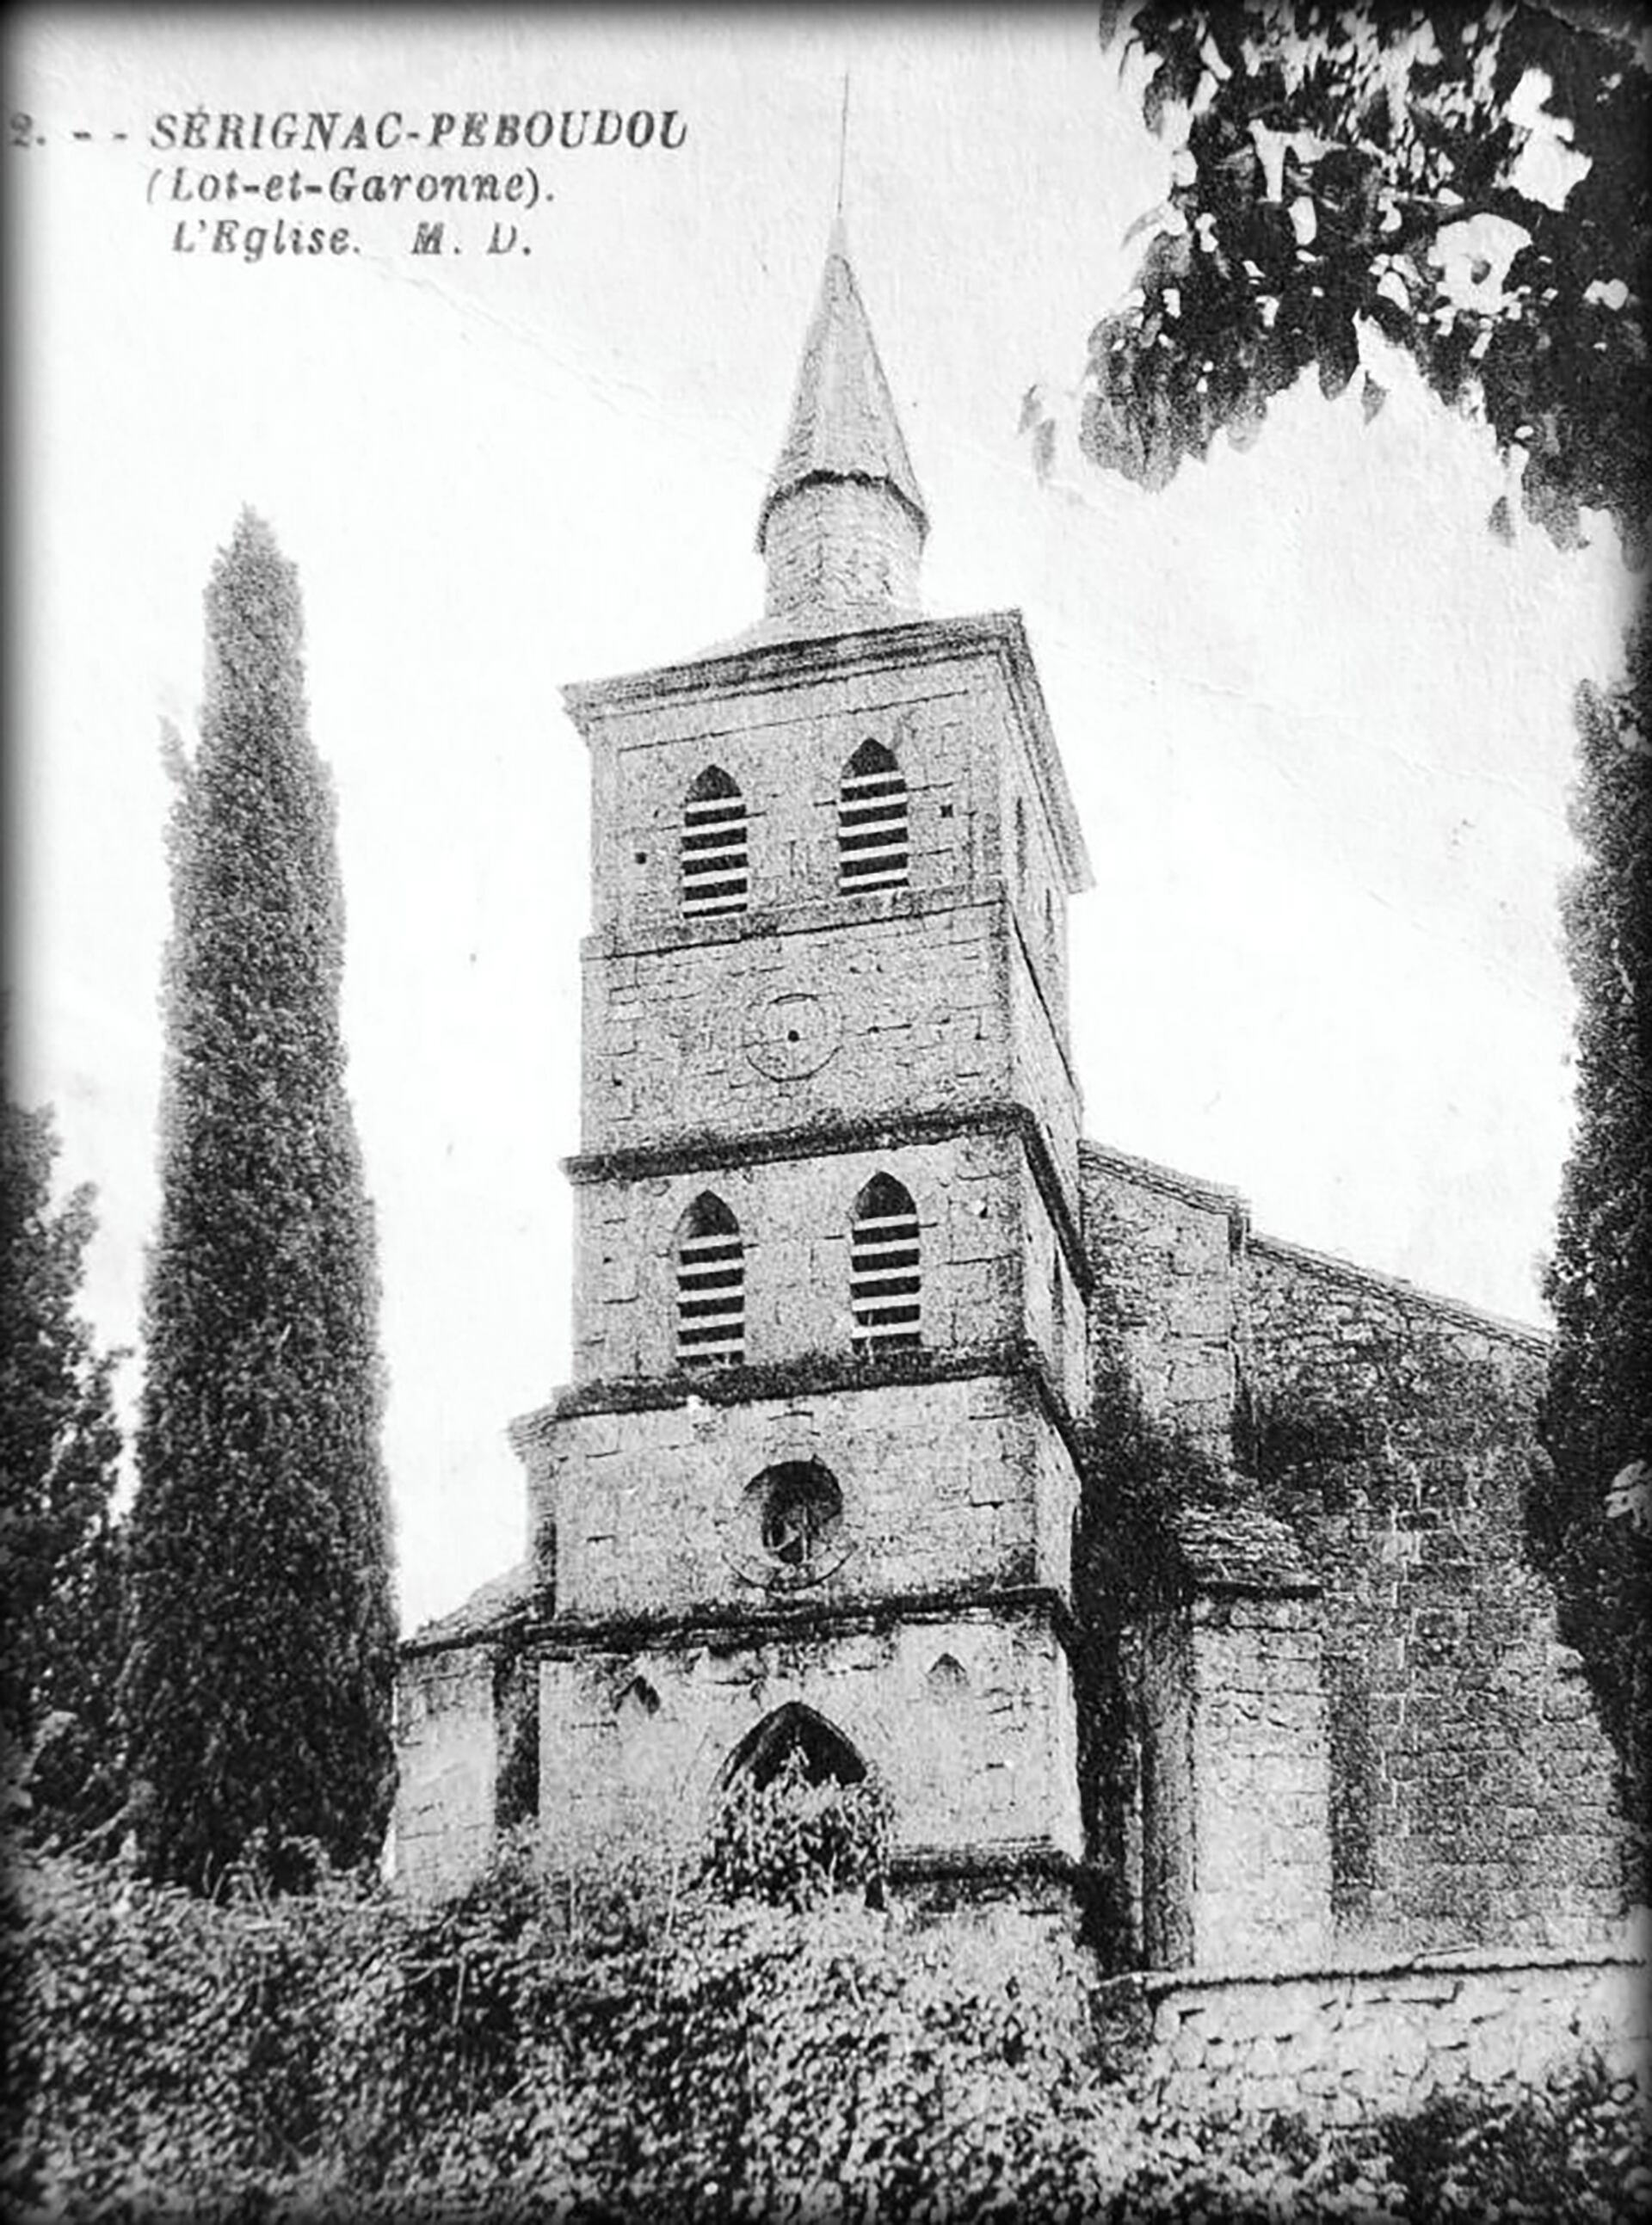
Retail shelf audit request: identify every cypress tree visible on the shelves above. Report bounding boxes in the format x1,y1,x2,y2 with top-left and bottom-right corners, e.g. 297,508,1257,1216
121,510,397,1891
0,1100,126,1846
1536,613,1652,1876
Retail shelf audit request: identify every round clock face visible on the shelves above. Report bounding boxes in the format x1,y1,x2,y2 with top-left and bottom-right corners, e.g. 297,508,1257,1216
742,990,841,1082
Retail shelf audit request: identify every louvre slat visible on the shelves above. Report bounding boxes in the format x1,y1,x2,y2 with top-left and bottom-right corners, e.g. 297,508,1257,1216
682,783,749,916
677,1197,745,1362
839,755,908,894
851,1177,920,1348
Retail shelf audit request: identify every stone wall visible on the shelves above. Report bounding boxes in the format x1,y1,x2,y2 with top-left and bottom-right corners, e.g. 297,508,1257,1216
1098,1943,1647,2126
1014,1147,1087,1420
1075,1152,1630,1960
1005,916,1082,1223
569,1129,1037,1392
536,1601,1082,1870
1184,1590,1331,1969
585,650,993,937
1137,1607,1195,1969
394,1640,499,1899
563,1125,1082,1415
523,1371,1079,1622
996,709,1071,1063
1131,1507,1335,1975
572,631,1082,1222
582,897,1008,1154
1080,1143,1242,1454
575,627,1079,944
1243,1236,1628,1951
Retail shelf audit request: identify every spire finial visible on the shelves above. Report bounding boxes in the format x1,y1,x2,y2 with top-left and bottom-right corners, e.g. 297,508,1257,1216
835,72,850,225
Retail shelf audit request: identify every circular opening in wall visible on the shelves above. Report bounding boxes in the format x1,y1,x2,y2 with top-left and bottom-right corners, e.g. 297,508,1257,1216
741,1460,846,1587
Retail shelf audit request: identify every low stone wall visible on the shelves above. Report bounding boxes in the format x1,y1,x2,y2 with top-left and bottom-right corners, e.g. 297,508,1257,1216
1094,1940,1648,2123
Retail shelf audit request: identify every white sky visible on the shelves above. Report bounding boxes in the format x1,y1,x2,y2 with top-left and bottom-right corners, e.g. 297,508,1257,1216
9,8,1637,1633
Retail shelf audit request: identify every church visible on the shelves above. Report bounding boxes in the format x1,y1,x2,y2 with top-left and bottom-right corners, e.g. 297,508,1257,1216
393,222,1629,1973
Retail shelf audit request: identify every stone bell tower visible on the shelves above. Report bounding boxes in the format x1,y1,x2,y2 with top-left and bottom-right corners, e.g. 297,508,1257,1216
511,219,1096,1900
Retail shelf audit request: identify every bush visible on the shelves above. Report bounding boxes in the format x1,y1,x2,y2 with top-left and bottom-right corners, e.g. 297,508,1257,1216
701,1747,892,1912
7,1840,1649,2222
1378,2055,1651,2222
3,1840,384,2221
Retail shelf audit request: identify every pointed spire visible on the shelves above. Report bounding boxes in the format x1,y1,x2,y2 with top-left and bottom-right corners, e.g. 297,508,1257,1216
756,225,928,608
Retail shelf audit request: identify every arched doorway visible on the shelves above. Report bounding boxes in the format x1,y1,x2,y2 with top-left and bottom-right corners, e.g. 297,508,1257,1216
718,1700,867,1792
709,1704,885,1908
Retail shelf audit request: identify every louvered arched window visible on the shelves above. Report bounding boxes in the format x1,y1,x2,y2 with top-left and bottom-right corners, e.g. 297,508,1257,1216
837,739,909,895
675,1193,745,1367
850,1174,921,1353
681,767,749,917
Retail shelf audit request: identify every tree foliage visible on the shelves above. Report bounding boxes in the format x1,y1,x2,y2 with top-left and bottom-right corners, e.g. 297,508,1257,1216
1533,610,1651,1869
121,510,397,1893
0,1102,126,1848
1060,1,1649,555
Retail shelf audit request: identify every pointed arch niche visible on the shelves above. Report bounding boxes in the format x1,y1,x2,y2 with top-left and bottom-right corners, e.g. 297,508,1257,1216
615,1673,662,1731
